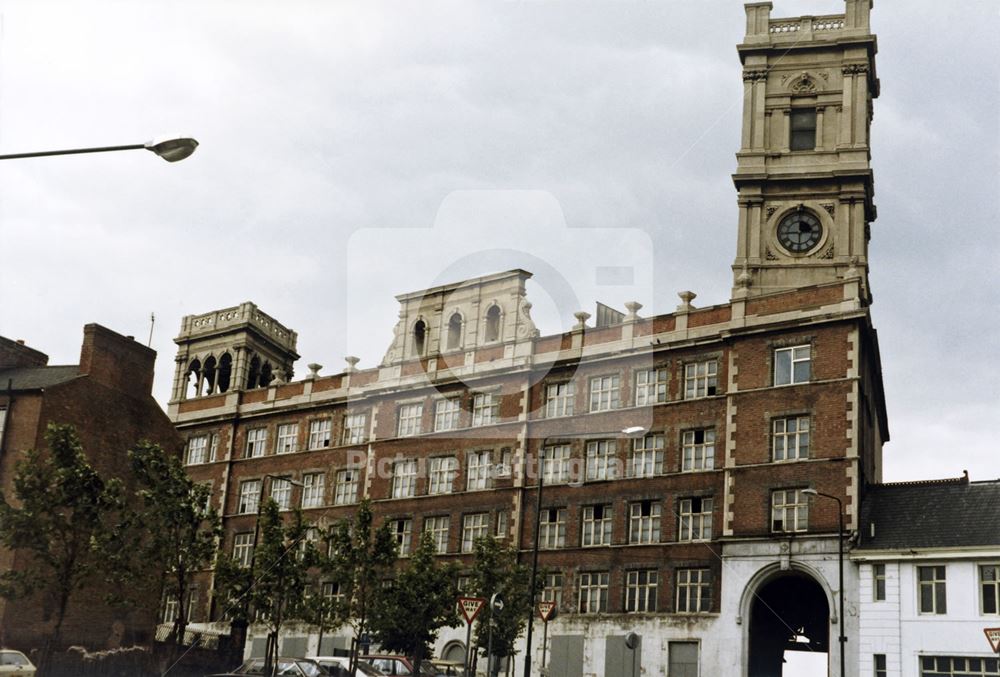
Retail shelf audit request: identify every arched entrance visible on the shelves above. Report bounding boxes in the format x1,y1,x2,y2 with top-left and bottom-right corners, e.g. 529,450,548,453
748,570,830,677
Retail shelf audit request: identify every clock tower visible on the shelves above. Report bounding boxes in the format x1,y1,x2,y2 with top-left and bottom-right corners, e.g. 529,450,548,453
731,0,878,301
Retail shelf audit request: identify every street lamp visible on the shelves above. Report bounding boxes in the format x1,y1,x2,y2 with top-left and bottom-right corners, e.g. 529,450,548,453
522,426,646,677
0,135,199,162
801,488,846,677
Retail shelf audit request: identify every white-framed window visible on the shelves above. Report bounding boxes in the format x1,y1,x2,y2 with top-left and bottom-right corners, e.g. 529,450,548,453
301,473,325,508
578,572,609,613
334,469,359,505
391,460,418,498
238,480,261,514
543,572,563,609
542,444,572,485
299,526,319,559
635,368,668,406
918,565,947,614
209,433,219,462
873,563,886,602
245,428,267,458
919,656,1000,677
771,489,808,533
544,382,574,418
585,440,618,481
398,403,423,437
773,416,810,461
461,513,489,553
424,516,450,554
628,434,664,477
539,508,567,549
981,564,1000,615
391,519,412,556
625,569,658,613
162,588,198,624
342,413,367,445
232,532,254,567
684,360,718,399
428,456,457,495
276,423,298,454
308,418,332,450
456,576,472,594
196,481,213,513
581,504,613,547
678,497,713,542
270,477,292,510
676,568,711,613
467,450,492,491
629,501,661,544
589,375,620,412
774,345,811,385
434,399,462,432
321,581,345,605
186,435,209,465
495,511,509,538
471,392,500,427
681,429,715,471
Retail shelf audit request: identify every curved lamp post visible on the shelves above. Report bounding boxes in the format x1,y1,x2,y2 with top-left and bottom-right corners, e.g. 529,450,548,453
0,135,198,162
802,488,846,677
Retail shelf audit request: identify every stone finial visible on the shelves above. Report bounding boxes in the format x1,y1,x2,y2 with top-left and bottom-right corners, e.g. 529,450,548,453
573,311,591,330
844,257,861,279
306,363,323,380
624,301,643,322
271,369,287,386
676,291,697,312
344,356,360,374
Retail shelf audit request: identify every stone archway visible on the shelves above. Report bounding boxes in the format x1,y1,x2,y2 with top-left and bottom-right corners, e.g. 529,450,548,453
746,569,830,677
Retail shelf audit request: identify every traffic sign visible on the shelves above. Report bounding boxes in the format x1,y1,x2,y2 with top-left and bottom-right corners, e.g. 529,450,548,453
538,601,556,622
459,596,486,624
986,627,1000,653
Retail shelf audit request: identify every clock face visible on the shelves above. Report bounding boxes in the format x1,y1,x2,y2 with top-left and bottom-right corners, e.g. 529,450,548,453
777,211,823,253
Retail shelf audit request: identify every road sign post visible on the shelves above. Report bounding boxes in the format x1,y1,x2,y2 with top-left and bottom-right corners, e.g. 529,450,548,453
459,597,486,677
986,627,1000,654
537,602,556,672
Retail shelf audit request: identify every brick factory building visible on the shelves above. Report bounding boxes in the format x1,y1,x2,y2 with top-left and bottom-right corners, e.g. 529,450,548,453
170,1,889,675
0,326,182,651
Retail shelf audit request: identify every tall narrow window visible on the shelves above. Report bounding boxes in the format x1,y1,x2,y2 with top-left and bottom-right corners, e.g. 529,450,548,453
629,501,661,544
270,477,292,510
413,320,427,355
635,367,668,406
577,572,609,613
543,572,563,609
447,313,463,350
467,450,492,491
544,382,574,418
539,508,567,549
424,516,450,554
681,429,715,471
676,569,711,613
398,403,423,437
232,533,254,567
391,460,418,498
434,399,462,432
461,513,489,553
245,428,267,458
589,375,620,412
471,392,499,427
684,360,718,399
391,519,412,556
301,473,325,508
428,457,457,495
585,440,617,481
873,563,886,602
678,497,713,542
238,480,261,514
542,445,572,485
334,469,359,505
773,416,810,461
918,565,947,614
484,305,501,342
790,108,817,151
625,570,658,613
581,505,613,547
873,654,887,677
308,419,332,450
217,353,233,392
982,564,1000,614
186,435,209,465
771,489,808,533
276,423,298,454
342,413,367,445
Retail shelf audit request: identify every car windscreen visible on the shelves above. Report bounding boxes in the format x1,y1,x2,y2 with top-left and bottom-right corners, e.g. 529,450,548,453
0,652,29,666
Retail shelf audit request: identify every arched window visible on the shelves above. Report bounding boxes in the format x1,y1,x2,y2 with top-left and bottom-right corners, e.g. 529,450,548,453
484,305,501,343
246,356,261,390
186,359,202,399
217,353,233,393
259,362,273,388
202,356,217,395
446,313,463,350
413,320,427,355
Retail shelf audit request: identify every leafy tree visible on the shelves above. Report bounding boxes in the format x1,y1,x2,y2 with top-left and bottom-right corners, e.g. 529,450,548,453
323,499,397,676
468,537,540,674
250,500,313,674
300,574,341,655
369,532,460,674
0,424,125,665
127,440,221,646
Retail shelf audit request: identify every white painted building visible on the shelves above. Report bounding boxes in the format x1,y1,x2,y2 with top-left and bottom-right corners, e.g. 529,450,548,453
853,477,1000,677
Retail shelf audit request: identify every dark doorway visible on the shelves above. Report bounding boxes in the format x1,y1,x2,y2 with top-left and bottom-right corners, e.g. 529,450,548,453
748,572,829,677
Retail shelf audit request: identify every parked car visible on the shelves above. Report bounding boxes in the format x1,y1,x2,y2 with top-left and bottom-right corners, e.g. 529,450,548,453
206,656,328,676
310,656,385,676
428,660,463,676
0,650,36,676
361,656,438,676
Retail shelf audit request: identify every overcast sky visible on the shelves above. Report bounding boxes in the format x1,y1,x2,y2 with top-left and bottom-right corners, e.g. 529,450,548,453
0,0,996,483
